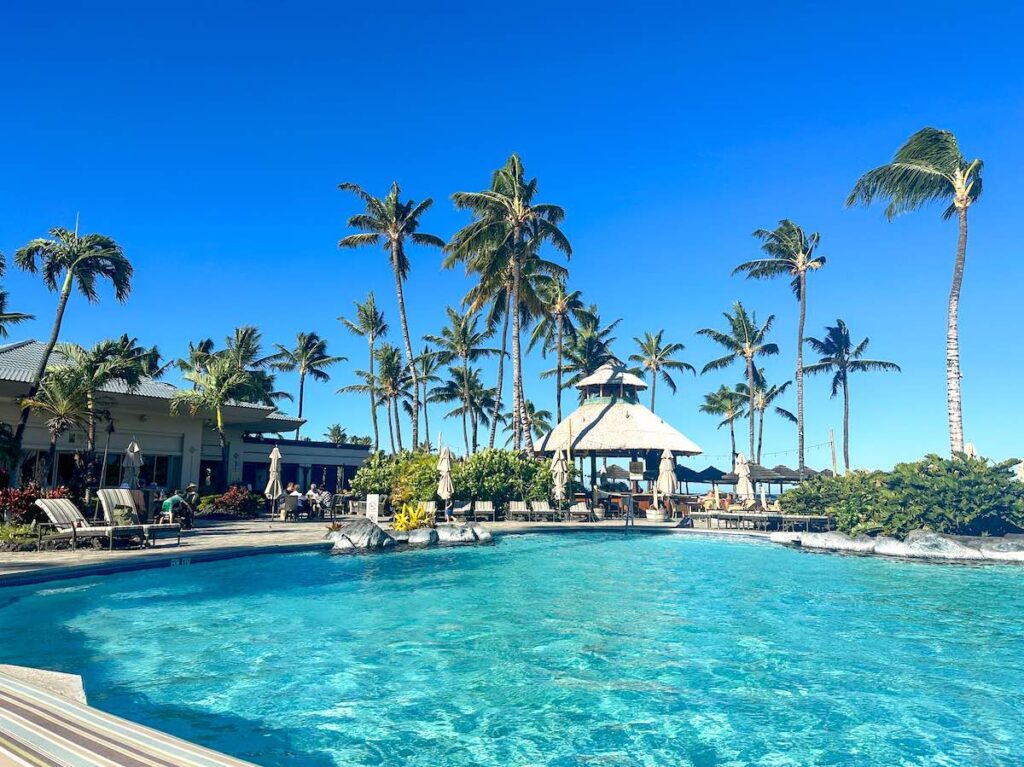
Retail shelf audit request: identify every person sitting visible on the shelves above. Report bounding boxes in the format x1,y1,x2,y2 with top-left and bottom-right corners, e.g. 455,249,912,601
159,488,194,528
290,483,306,516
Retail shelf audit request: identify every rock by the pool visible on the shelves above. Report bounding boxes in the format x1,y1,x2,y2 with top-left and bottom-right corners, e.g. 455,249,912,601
390,530,410,543
408,528,439,546
327,518,396,552
435,524,479,544
470,524,493,543
773,528,1024,563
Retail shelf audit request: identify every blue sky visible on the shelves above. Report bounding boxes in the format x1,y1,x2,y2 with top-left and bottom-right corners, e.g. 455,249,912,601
1,1,1021,469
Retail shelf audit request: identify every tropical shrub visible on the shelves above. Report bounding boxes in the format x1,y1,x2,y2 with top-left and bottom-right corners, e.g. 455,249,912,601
349,452,397,499
0,485,70,525
197,486,262,518
779,454,1024,537
452,449,553,510
391,453,440,507
393,503,434,531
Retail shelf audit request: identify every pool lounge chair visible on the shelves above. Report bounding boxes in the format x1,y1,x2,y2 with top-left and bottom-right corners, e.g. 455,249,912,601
567,501,594,522
508,500,531,521
34,499,145,551
96,489,182,546
529,501,559,522
471,501,495,522
418,501,437,520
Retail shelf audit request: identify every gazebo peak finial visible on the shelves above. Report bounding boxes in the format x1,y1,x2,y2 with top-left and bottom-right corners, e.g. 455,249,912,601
574,361,648,391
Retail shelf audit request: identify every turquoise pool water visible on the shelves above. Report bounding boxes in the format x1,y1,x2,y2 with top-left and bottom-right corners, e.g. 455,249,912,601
1,533,1022,766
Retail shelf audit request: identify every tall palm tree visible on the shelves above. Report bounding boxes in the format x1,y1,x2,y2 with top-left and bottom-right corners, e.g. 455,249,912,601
0,254,33,338
425,307,499,454
736,369,796,465
699,385,746,460
414,345,442,451
430,367,498,454
337,369,383,449
734,220,825,473
177,338,215,385
448,154,571,451
698,302,779,463
530,280,586,422
805,319,901,472
338,182,445,451
846,127,981,454
18,369,92,487
502,399,553,446
339,292,388,451
628,330,695,413
170,355,258,490
270,332,345,438
372,343,411,453
324,424,348,444
13,226,132,453
550,305,621,396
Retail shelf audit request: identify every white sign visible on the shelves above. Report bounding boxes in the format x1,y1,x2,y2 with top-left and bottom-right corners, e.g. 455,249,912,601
366,494,381,523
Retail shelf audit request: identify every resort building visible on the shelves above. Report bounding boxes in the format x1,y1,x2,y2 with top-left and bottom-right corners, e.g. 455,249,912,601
535,362,703,485
0,340,369,492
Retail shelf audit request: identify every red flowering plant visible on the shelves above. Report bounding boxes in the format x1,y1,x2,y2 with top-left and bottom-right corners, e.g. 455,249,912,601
0,484,70,525
209,485,261,517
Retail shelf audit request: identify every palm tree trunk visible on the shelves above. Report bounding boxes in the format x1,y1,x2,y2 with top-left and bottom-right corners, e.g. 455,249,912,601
461,404,470,456
511,254,525,451
295,372,305,439
392,262,419,450
842,377,851,473
729,419,736,463
650,371,657,412
46,434,58,488
368,339,380,452
745,356,756,460
796,271,807,475
555,315,564,422
14,271,74,454
386,399,396,453
489,293,510,448
393,397,404,452
462,358,472,454
513,253,534,452
421,379,431,450
946,207,968,454
756,410,764,465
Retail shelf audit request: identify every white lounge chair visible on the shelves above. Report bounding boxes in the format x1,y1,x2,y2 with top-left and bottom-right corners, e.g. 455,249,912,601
508,500,531,521
472,501,495,521
529,501,558,522
34,499,145,551
96,489,181,547
567,501,594,522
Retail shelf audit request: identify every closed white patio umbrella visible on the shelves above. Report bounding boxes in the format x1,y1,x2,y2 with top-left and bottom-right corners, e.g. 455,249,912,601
653,449,676,508
551,449,568,504
264,446,284,506
437,446,454,504
735,453,754,501
122,440,143,488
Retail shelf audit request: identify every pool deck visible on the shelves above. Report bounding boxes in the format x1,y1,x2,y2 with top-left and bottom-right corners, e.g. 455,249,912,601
0,517,767,587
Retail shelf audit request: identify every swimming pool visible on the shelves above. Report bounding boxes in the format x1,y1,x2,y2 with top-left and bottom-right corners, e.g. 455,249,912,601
1,532,1022,766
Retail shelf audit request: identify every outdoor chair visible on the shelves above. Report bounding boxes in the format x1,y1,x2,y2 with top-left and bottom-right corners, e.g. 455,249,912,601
95,489,182,547
567,501,594,522
529,501,558,522
280,494,299,519
508,500,531,521
418,501,437,520
349,500,367,516
451,501,472,521
472,501,495,522
34,498,146,551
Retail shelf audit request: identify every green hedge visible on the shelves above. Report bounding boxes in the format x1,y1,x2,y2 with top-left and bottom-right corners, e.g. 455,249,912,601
779,454,1024,537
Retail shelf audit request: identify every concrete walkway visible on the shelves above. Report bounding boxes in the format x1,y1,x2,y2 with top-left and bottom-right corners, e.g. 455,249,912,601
0,517,766,586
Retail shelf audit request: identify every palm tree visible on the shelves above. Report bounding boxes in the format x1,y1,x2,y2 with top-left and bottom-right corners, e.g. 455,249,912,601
699,385,746,460
414,345,442,450
13,226,132,453
628,330,695,413
18,369,92,487
170,355,259,490
698,302,779,463
337,369,383,448
805,319,901,472
270,332,345,438
448,154,571,451
530,280,586,422
338,182,445,451
734,220,825,473
430,367,498,454
177,338,215,385
425,307,499,454
55,336,161,484
736,370,796,465
324,424,348,444
372,343,411,453
0,254,33,338
339,292,388,451
846,128,981,454
551,305,621,396
502,399,553,446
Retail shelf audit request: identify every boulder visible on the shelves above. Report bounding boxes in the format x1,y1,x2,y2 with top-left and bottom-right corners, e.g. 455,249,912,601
975,537,1024,562
390,530,410,543
873,531,985,561
470,524,493,543
800,532,877,554
408,528,439,546
327,518,396,552
435,524,478,544
769,531,801,546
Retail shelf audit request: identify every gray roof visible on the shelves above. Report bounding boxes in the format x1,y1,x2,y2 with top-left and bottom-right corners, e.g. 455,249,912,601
0,340,300,424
